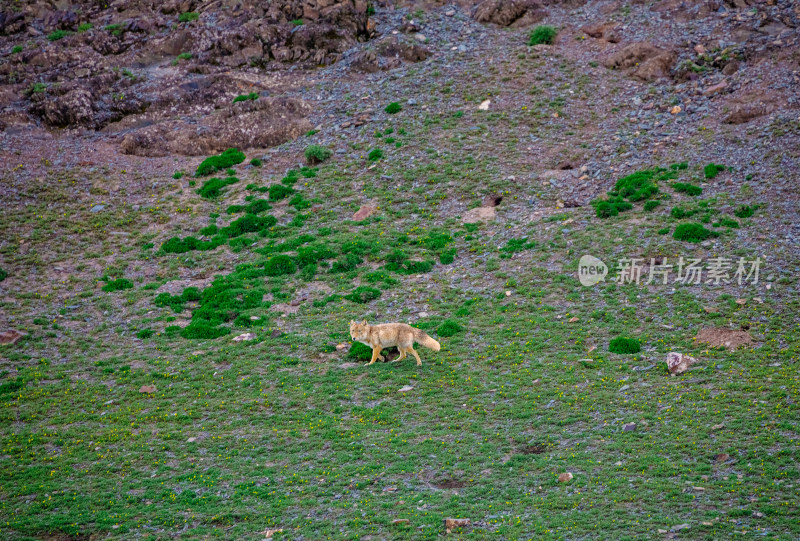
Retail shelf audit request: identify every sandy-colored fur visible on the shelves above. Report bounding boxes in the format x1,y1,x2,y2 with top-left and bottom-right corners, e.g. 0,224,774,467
349,320,441,366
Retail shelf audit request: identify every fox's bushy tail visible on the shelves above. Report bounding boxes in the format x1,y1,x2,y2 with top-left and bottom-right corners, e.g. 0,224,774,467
415,330,441,352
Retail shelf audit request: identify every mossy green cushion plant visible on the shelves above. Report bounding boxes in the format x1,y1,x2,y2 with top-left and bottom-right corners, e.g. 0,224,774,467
0,268,7,282
592,198,632,218
233,92,259,103
437,319,464,338
643,200,660,211
178,12,199,22
734,205,757,218
345,286,381,304
704,163,726,179
528,25,557,46
385,102,402,114
47,30,71,41
102,278,134,292
196,148,245,177
197,176,239,198
304,145,332,164
673,223,719,243
672,182,702,196
368,148,383,161
264,255,296,277
609,337,640,354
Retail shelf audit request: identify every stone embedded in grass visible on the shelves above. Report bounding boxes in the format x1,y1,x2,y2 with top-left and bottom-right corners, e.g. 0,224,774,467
462,206,495,223
609,337,641,354
232,332,256,341
557,472,573,483
444,518,471,532
0,329,25,345
673,223,719,243
352,205,377,221
623,423,637,432
139,385,157,393
398,385,414,393
666,352,697,375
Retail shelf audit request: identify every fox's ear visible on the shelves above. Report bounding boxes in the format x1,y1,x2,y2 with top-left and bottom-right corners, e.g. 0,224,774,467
350,320,355,325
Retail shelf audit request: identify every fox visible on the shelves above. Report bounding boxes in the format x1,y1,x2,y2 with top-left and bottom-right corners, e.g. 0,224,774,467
349,320,441,366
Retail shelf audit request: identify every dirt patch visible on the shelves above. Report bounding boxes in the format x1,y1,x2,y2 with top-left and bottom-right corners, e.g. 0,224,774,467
519,443,547,454
696,327,754,350
433,479,467,489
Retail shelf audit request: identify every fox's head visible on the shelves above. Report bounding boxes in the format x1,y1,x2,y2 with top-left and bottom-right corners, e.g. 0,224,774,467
349,320,369,341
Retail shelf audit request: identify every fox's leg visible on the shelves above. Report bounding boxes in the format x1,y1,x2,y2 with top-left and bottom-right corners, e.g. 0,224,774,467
396,347,407,362
409,347,422,366
368,346,382,365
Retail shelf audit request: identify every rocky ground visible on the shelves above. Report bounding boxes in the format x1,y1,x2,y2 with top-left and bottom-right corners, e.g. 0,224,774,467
0,0,799,539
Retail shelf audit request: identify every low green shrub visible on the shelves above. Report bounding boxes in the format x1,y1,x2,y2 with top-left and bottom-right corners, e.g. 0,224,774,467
304,145,332,164
673,182,702,196
47,30,71,41
179,12,199,22
385,102,402,114
734,205,756,218
233,92,259,103
368,148,383,161
196,148,245,176
269,184,295,201
714,217,739,228
643,200,660,211
437,319,463,337
197,176,239,198
180,323,229,340
264,255,296,276
102,278,133,292
673,223,719,243
162,236,224,254
609,337,640,354
345,286,381,304
704,163,726,179
136,329,154,339
0,268,6,282
528,25,557,46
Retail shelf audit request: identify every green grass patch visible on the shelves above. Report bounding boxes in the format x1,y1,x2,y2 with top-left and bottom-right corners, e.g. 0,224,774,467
437,319,464,337
101,278,133,292
196,176,238,198
196,148,246,177
304,145,332,164
673,223,719,243
385,102,402,114
672,182,702,196
609,337,640,354
528,25,557,45
233,92,259,103
704,163,726,179
179,12,199,22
